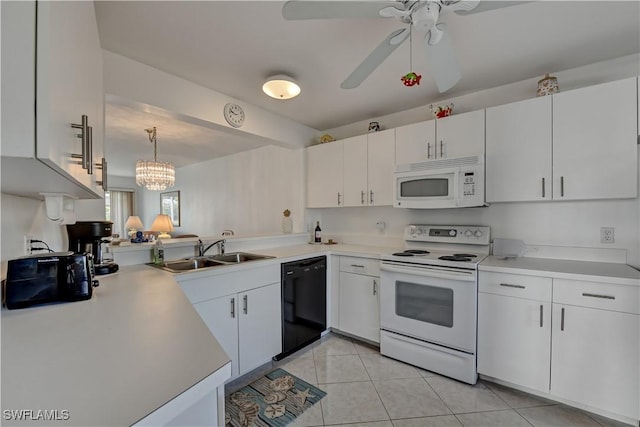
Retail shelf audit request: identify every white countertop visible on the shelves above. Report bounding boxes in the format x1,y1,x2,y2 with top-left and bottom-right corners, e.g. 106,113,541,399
480,256,640,286
1,265,231,426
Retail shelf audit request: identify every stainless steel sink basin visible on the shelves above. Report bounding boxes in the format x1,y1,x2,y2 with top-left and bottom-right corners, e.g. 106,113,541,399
206,252,274,263
149,252,274,273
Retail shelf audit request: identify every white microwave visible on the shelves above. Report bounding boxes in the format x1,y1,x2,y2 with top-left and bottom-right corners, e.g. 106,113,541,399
394,156,486,209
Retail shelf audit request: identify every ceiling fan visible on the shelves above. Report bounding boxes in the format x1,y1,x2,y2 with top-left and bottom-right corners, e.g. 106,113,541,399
282,1,525,92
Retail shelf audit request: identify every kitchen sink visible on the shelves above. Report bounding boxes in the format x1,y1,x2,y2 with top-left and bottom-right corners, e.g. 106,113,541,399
149,252,274,273
206,252,274,263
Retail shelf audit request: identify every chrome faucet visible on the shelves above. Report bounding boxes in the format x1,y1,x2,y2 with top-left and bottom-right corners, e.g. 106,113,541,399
197,238,226,256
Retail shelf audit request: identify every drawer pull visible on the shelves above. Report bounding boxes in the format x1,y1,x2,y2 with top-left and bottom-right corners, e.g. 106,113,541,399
539,304,543,328
351,264,365,268
499,283,525,289
230,298,235,318
373,279,377,296
560,307,565,331
243,295,248,314
582,292,615,300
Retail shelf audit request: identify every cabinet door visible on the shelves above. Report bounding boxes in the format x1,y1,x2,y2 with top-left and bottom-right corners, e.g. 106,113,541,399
194,295,239,378
477,293,551,393
339,272,380,343
36,1,104,194
551,304,639,420
238,283,282,375
306,141,343,207
342,135,368,207
486,97,552,202
553,78,638,200
367,129,395,206
435,110,485,159
395,120,436,164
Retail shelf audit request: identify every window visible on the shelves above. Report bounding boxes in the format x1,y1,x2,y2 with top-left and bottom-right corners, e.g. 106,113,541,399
105,190,135,238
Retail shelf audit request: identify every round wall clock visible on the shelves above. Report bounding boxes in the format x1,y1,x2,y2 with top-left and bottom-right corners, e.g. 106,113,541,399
223,103,245,128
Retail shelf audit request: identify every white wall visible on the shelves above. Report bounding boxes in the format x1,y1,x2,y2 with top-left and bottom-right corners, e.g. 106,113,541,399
138,145,305,237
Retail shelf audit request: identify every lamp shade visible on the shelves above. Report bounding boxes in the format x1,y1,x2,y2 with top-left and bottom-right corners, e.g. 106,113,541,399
124,216,144,230
150,214,174,239
262,75,301,100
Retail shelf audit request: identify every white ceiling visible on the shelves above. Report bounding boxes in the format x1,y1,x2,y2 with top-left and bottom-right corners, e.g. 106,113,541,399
95,1,640,177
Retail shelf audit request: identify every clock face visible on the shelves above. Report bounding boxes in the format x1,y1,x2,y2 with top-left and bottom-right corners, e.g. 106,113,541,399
224,103,245,128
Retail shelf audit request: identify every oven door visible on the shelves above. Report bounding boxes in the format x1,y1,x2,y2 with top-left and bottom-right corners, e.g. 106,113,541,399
394,169,458,208
380,261,477,353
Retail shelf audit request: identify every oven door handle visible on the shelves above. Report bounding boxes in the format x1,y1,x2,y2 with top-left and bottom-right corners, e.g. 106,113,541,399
380,262,476,281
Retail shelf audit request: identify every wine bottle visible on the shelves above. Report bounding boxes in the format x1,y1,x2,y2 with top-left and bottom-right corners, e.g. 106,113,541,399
314,221,322,243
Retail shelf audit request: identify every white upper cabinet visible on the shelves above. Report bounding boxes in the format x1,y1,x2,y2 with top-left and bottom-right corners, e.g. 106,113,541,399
367,129,395,206
307,129,395,208
434,110,485,159
395,111,484,165
306,141,344,208
395,120,435,164
486,96,552,202
553,77,637,200
342,135,368,207
1,1,105,199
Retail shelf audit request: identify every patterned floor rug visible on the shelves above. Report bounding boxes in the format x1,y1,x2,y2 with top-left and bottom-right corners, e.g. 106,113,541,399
225,368,326,427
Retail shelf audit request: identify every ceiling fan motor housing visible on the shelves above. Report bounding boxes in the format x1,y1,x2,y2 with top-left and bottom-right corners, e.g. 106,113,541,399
412,2,441,32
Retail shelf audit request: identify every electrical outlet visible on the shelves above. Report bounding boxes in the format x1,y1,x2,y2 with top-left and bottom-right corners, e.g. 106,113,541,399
600,227,615,244
24,235,33,255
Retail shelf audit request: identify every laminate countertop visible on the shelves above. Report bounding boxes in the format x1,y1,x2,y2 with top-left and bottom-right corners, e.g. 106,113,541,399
1,265,231,426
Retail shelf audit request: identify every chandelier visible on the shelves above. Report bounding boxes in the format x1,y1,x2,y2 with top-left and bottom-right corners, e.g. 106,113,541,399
136,126,175,191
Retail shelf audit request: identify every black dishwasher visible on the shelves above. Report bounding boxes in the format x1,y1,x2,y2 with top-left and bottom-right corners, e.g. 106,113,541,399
275,256,326,360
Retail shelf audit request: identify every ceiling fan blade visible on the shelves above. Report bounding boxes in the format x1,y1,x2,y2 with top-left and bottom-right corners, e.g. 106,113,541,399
453,0,530,16
341,28,409,89
424,25,461,92
283,1,402,20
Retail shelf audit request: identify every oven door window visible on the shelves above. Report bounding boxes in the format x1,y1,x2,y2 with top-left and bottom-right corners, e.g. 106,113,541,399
400,178,450,198
395,281,454,327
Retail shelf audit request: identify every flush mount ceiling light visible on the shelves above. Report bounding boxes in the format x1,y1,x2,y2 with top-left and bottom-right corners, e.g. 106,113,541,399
136,126,175,191
262,74,301,100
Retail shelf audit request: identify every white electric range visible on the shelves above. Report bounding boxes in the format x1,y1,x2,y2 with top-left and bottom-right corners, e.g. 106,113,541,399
379,224,490,385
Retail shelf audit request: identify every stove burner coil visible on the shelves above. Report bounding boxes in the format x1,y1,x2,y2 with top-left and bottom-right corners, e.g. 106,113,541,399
438,255,473,262
404,249,430,255
392,252,414,257
453,253,477,258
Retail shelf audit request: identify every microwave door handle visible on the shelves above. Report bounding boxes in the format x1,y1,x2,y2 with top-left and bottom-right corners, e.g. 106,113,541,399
453,169,460,206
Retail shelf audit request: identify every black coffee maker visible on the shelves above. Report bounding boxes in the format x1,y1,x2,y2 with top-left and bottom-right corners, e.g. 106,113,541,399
66,221,119,275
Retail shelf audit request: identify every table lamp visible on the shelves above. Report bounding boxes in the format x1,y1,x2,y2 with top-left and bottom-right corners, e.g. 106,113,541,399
124,215,144,237
150,214,174,239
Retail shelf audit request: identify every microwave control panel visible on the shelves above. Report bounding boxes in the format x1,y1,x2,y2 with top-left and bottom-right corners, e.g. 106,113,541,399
462,172,476,196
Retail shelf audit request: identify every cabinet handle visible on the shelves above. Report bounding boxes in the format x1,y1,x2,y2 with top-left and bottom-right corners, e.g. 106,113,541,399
499,283,525,289
369,190,374,205
427,142,432,159
350,264,365,268
560,307,565,331
373,279,377,296
95,157,107,191
361,191,365,205
539,304,543,327
86,126,93,175
560,176,564,197
582,292,615,300
243,295,248,314
541,177,545,198
71,115,89,170
439,140,444,158
230,298,235,318
337,192,341,206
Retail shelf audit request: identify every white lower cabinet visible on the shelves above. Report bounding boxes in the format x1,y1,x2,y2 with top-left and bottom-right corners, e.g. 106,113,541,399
477,293,551,393
179,265,282,380
478,271,640,423
338,256,380,343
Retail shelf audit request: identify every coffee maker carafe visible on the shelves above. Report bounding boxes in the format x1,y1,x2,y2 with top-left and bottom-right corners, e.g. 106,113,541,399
66,221,119,275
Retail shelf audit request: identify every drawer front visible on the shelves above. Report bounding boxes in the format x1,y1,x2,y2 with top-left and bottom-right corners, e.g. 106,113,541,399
553,279,640,314
339,256,380,276
479,271,552,302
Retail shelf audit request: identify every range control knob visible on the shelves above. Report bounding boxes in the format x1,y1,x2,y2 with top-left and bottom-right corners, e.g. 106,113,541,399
416,228,424,235
474,229,483,238
409,226,417,235
449,229,456,237
464,229,473,238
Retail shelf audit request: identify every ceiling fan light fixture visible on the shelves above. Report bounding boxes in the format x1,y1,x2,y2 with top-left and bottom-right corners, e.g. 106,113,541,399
262,75,301,100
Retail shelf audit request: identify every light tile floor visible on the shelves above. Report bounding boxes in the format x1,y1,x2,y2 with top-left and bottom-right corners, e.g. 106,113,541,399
226,333,629,427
